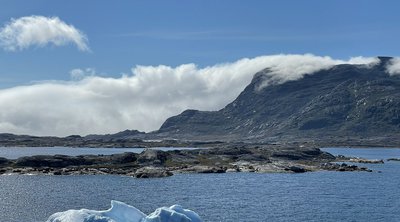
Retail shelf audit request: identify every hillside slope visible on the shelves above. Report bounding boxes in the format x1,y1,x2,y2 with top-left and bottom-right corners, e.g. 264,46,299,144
157,57,400,142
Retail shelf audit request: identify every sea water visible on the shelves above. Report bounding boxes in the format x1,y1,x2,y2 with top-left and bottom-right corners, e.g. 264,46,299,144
0,148,399,222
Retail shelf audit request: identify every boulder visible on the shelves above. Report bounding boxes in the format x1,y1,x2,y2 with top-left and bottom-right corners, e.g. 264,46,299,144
110,152,137,164
285,166,307,173
137,149,169,165
184,165,226,174
133,167,173,178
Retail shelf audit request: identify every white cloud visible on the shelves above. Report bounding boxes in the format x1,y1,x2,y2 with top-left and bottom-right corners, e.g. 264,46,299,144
0,15,89,51
347,56,380,66
386,58,400,75
0,54,379,136
251,54,379,89
70,68,96,81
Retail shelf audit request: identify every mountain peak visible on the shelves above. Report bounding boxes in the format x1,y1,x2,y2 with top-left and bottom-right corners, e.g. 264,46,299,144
377,56,393,65
157,60,400,142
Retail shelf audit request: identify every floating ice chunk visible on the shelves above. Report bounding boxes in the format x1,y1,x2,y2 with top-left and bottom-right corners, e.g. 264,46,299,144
47,200,146,222
145,204,202,222
46,200,203,222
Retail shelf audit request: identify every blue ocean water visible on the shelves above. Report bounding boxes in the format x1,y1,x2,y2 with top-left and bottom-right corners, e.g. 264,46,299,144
0,148,399,222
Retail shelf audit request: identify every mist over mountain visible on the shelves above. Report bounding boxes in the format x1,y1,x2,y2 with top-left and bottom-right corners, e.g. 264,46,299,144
156,57,400,142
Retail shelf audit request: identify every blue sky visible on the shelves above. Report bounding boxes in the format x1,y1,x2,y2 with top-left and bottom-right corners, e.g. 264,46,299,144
1,0,400,88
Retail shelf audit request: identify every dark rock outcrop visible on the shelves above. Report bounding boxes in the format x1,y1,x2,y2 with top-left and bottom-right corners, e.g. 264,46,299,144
0,157,9,166
320,162,372,172
15,155,90,168
285,166,307,173
132,167,173,178
14,152,138,168
109,152,138,164
182,166,226,174
137,149,169,165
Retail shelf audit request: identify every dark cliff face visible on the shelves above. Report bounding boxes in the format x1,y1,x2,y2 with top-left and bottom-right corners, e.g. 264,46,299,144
157,57,400,141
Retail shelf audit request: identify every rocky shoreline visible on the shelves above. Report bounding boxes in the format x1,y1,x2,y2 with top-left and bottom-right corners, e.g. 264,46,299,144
334,155,385,164
0,145,376,177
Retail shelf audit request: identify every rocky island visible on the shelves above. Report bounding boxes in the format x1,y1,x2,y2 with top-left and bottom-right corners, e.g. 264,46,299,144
0,144,375,177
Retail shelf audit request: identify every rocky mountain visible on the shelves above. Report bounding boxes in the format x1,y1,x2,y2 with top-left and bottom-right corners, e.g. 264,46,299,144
156,57,400,142
2,56,400,146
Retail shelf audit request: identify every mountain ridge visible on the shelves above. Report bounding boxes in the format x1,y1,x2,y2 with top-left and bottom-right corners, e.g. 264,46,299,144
156,56,400,142
1,56,400,146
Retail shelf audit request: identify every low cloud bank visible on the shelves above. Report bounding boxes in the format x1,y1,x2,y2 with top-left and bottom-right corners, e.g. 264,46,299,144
0,54,382,136
386,58,400,75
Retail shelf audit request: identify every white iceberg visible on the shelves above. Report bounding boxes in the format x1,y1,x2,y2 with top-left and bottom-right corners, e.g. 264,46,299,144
46,200,203,222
